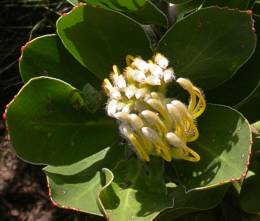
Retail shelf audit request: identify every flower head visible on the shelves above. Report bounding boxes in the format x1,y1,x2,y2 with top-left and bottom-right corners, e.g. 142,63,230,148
103,53,206,162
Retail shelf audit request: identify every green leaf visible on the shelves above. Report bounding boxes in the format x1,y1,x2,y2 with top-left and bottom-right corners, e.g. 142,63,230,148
203,0,254,9
174,0,205,19
252,121,260,135
45,152,228,220
44,145,125,216
170,210,220,221
19,34,100,89
239,125,260,214
98,157,173,221
240,160,260,214
240,169,260,214
254,3,260,16
156,184,229,220
84,0,168,27
157,7,256,89
57,4,152,80
6,77,118,165
170,104,252,190
82,83,105,113
237,86,260,123
167,0,192,3
206,15,260,107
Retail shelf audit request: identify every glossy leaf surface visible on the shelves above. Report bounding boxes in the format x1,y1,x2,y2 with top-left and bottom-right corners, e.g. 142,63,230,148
171,104,252,190
57,4,152,80
99,158,173,221
45,146,125,216
84,0,168,27
19,34,99,89
6,77,118,165
156,184,228,220
158,7,256,89
206,16,260,107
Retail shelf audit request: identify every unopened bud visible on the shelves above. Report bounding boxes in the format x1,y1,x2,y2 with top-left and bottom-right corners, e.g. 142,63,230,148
166,132,186,149
132,58,149,72
148,63,163,79
107,99,118,116
141,110,167,133
125,85,136,99
163,68,175,83
114,75,126,89
114,112,130,122
176,78,193,91
129,114,144,130
154,53,169,69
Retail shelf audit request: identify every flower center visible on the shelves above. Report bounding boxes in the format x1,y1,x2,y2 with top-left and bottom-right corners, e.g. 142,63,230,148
103,53,206,162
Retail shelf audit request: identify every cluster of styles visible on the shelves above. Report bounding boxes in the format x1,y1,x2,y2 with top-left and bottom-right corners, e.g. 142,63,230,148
103,53,206,162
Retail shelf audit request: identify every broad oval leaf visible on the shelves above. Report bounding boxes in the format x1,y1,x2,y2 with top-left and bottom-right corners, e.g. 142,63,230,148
203,0,254,9
167,0,192,3
240,157,260,214
44,146,125,217
239,129,260,214
98,158,173,221
206,15,260,106
155,184,229,220
57,4,152,80
174,0,204,18
6,77,119,165
84,0,168,27
45,154,228,221
255,3,260,16
238,86,260,123
157,7,256,89
19,34,100,89
170,104,252,190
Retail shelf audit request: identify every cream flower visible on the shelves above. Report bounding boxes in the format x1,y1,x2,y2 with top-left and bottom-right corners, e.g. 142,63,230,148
103,53,206,162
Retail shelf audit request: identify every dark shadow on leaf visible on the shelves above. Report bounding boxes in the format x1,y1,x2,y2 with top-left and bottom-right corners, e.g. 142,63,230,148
59,5,152,80
168,104,250,190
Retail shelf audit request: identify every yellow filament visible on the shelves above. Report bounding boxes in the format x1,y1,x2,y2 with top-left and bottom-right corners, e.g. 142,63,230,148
186,124,199,142
176,78,206,119
192,90,206,119
176,78,196,112
156,139,172,162
182,146,200,162
128,133,150,162
146,99,172,129
171,101,199,141
167,104,187,140
141,110,168,135
138,132,154,154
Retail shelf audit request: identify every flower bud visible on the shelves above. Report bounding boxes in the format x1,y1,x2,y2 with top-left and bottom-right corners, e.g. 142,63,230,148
154,53,169,69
